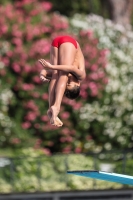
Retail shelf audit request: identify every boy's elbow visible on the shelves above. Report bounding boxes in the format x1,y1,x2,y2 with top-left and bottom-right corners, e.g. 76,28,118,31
70,65,76,73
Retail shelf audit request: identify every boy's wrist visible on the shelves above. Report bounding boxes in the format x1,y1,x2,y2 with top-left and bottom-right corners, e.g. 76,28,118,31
51,64,55,70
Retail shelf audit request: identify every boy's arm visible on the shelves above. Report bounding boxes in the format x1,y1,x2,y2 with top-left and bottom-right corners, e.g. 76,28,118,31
52,64,86,81
39,59,86,81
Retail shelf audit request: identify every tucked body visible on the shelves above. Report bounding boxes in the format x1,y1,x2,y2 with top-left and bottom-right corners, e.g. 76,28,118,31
39,35,86,126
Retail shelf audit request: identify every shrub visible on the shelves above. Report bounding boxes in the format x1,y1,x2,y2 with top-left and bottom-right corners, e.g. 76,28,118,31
71,14,133,151
0,2,108,153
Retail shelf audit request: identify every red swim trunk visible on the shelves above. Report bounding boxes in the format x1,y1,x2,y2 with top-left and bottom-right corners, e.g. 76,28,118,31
52,35,77,49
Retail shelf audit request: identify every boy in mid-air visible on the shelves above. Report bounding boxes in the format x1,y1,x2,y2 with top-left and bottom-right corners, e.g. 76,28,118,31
39,35,86,127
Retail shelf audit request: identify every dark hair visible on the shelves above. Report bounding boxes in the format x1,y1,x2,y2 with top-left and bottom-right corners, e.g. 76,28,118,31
64,85,80,99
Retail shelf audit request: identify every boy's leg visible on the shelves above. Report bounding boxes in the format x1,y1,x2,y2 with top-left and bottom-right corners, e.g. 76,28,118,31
48,46,58,108
47,46,63,126
50,43,77,124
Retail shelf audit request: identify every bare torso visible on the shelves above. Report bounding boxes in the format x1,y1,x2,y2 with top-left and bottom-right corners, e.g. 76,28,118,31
71,42,85,80
74,42,84,64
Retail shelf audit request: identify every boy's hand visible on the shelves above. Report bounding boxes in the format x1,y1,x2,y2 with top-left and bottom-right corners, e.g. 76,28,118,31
38,59,53,70
40,74,50,83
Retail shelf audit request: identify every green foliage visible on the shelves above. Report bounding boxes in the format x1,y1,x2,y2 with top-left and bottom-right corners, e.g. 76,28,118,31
114,152,133,176
49,0,106,19
49,0,89,17
0,149,123,193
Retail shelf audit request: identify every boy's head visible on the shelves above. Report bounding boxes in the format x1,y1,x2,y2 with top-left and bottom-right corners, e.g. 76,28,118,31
65,74,80,99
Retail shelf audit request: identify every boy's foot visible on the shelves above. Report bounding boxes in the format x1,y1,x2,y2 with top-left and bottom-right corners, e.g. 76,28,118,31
40,69,50,83
47,108,63,127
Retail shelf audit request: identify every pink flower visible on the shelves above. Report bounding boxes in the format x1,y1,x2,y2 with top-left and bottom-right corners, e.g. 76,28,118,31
41,2,52,11
34,123,40,129
7,51,13,57
100,49,110,57
30,9,40,16
89,73,99,81
89,48,97,59
73,102,82,110
12,63,21,73
87,30,93,38
31,92,40,98
34,139,42,149
32,76,41,84
91,87,98,97
80,90,88,98
90,64,98,71
36,139,42,145
60,112,70,119
12,28,23,38
60,137,66,143
89,82,97,90
60,136,73,143
97,58,106,66
22,122,31,129
102,77,108,84
25,111,37,121
30,39,51,56
22,83,35,91
89,82,98,97
15,0,34,7
12,38,22,46
0,24,8,34
42,93,48,100
66,136,73,142
98,72,105,79
11,138,21,144
75,147,82,153
41,115,49,122
92,38,99,45
70,130,76,135
2,57,9,66
61,128,70,135
0,69,6,76
23,65,32,73
25,100,38,111
42,148,51,155
80,30,94,39
62,146,71,154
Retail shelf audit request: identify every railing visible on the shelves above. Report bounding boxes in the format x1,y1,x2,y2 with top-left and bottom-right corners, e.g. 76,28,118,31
0,189,133,200
0,150,133,193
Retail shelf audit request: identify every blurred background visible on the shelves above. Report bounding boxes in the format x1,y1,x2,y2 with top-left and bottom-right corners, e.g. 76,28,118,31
0,0,133,198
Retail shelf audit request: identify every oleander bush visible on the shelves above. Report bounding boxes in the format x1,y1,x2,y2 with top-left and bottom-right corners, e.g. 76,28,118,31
0,0,108,153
